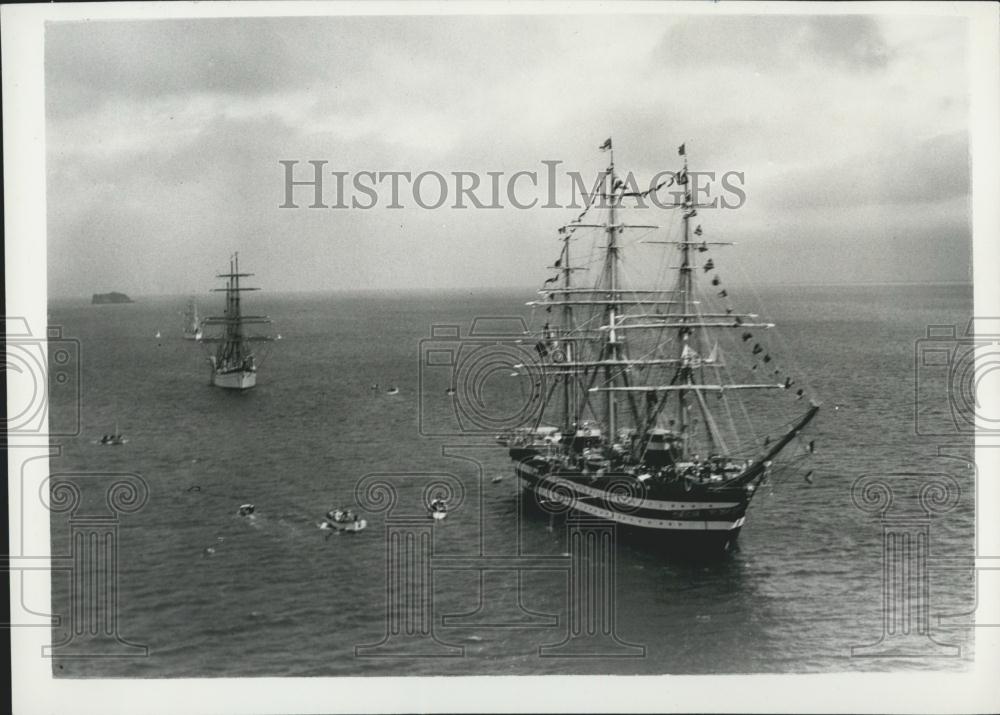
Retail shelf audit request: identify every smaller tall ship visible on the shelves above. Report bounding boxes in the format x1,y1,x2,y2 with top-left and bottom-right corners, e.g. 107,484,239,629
182,297,203,340
202,253,273,390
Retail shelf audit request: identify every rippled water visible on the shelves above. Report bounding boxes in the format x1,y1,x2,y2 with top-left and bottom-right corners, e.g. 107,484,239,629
48,284,975,676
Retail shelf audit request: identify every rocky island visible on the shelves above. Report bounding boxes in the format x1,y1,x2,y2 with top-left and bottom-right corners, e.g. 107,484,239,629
91,292,134,304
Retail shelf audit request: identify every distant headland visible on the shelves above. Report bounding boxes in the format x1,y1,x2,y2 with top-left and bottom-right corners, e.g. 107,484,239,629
91,291,134,304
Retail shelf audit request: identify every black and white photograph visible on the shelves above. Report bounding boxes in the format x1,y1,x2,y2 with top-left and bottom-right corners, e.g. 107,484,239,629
4,1,999,712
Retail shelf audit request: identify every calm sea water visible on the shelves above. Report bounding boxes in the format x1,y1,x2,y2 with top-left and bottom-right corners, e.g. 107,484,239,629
48,284,976,676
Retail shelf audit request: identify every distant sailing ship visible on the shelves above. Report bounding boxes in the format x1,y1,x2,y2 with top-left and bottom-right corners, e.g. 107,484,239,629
499,139,819,553
202,253,273,390
182,297,203,341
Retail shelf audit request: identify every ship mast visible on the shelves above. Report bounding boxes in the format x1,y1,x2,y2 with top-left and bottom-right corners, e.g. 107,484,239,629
677,149,692,456
231,254,244,363
676,148,728,457
560,232,575,433
539,140,658,440
204,252,271,365
604,145,619,438
235,254,243,355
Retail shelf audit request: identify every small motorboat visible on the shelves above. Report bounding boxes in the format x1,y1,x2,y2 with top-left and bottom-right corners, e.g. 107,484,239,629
99,423,128,446
321,507,367,534
429,498,448,521
386,386,400,395
237,503,255,517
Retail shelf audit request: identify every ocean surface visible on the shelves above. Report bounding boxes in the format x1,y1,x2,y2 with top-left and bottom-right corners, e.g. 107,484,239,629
46,283,976,676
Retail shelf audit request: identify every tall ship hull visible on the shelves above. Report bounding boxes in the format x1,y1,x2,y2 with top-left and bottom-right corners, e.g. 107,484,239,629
202,253,272,390
500,138,819,555
211,365,257,390
510,414,814,550
516,462,747,548
516,461,751,529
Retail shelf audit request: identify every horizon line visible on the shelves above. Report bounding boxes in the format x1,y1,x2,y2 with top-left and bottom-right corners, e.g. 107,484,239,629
53,280,974,301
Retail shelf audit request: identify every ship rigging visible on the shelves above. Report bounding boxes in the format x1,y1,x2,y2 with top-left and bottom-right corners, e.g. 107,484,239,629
502,139,820,552
201,253,273,390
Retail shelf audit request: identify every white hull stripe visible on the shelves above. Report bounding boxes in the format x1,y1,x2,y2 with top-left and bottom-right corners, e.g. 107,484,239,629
526,479,746,532
519,465,741,511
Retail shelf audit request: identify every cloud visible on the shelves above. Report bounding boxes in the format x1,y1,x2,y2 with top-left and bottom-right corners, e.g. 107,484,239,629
657,14,890,72
805,16,891,70
760,131,969,209
44,16,562,118
43,13,971,297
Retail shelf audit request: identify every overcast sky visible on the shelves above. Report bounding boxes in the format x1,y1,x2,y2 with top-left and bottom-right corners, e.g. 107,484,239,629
45,12,971,297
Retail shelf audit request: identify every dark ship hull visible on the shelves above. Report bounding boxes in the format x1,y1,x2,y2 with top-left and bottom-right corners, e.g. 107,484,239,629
515,456,754,552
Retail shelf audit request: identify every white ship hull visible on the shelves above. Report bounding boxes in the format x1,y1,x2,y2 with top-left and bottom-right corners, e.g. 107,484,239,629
213,369,256,390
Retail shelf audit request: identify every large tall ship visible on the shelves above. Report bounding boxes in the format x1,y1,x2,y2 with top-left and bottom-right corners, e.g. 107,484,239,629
182,297,203,340
202,253,272,390
500,139,819,553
